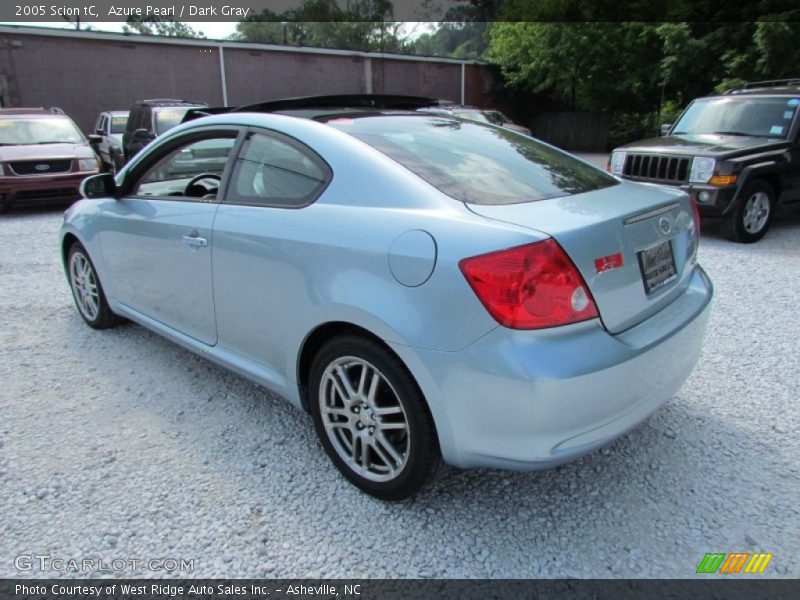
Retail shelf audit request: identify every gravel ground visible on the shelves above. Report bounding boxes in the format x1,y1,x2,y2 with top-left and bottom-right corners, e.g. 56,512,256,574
0,206,798,579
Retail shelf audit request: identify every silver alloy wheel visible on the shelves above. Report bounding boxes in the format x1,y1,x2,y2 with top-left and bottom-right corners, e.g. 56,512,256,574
742,191,770,234
69,251,100,321
319,356,410,482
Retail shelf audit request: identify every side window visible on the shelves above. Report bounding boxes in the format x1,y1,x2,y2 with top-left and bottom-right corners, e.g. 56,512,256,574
227,131,329,208
126,110,140,133
96,115,105,132
100,116,108,133
131,134,236,200
137,110,148,132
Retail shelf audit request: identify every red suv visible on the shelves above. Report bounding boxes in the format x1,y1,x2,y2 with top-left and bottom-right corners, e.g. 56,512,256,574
0,108,99,212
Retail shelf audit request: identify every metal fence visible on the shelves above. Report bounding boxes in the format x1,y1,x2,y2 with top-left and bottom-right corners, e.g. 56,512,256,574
528,111,611,151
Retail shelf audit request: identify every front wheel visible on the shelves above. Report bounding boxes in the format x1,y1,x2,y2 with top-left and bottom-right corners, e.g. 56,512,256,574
722,180,775,243
67,242,122,329
309,336,440,500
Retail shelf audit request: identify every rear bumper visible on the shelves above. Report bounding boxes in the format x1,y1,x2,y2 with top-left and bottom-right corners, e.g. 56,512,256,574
0,172,94,207
391,266,713,470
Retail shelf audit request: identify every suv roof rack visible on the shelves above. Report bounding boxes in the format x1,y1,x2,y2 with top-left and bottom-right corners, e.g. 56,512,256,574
743,78,800,89
180,94,445,124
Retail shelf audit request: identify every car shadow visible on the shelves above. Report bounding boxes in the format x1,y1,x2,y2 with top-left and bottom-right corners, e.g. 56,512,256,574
57,308,797,577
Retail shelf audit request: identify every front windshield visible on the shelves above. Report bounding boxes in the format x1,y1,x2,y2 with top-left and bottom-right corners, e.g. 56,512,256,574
673,97,799,138
154,108,190,135
0,117,85,145
110,115,128,134
327,115,616,205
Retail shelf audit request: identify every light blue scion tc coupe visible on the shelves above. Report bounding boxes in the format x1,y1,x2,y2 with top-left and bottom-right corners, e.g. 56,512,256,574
61,95,713,499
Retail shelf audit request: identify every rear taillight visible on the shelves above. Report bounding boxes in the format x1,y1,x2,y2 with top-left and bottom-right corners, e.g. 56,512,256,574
459,239,599,330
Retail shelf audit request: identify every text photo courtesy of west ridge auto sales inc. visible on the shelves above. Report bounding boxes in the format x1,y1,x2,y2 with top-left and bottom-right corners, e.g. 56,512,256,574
0,1,798,599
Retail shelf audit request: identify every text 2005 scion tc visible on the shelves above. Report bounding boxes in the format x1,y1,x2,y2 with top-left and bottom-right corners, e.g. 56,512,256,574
61,96,713,499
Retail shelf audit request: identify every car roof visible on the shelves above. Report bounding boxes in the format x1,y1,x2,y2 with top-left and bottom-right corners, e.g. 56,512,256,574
275,107,429,121
133,99,207,108
0,107,66,116
167,110,459,145
421,105,490,113
180,94,447,125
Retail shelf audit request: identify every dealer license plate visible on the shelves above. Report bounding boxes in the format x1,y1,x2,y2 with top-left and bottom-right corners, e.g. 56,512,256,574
637,240,677,295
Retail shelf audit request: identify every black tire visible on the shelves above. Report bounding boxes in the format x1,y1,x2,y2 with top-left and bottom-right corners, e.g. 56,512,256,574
721,180,775,243
66,242,123,329
308,335,441,500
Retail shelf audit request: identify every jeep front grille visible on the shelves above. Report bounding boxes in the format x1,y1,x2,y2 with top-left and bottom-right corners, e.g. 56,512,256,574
623,154,689,183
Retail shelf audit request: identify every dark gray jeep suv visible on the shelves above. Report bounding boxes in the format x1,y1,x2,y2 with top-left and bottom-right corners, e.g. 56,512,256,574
122,99,207,163
609,79,800,242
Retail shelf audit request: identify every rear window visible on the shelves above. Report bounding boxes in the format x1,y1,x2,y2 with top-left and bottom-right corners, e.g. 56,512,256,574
110,115,128,134
326,115,616,205
154,108,191,135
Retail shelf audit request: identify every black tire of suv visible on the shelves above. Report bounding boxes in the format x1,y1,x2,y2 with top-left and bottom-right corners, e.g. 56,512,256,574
721,180,775,243
66,242,124,329
308,335,441,500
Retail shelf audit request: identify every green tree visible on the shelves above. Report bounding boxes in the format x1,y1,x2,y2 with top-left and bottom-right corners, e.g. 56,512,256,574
489,22,663,112
234,0,409,52
123,17,205,38
753,21,800,80
413,22,488,58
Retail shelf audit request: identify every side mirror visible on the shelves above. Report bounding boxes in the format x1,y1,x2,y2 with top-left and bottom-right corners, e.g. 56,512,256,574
660,123,673,136
133,128,153,142
80,173,116,199
95,128,104,136
88,134,103,146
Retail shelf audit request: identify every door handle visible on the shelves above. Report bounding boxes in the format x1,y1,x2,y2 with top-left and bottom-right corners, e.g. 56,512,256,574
181,234,208,248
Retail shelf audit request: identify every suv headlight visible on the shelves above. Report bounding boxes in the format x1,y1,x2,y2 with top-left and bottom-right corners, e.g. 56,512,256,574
689,157,715,184
609,151,627,175
78,158,99,172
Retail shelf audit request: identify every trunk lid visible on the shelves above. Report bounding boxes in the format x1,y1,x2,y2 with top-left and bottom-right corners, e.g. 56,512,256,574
466,179,698,334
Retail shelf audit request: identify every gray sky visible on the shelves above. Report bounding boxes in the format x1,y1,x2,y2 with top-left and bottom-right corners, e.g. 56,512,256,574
1,21,240,39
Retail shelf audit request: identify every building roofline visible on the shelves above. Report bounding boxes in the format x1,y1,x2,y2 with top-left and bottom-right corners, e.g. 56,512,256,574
0,24,483,66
